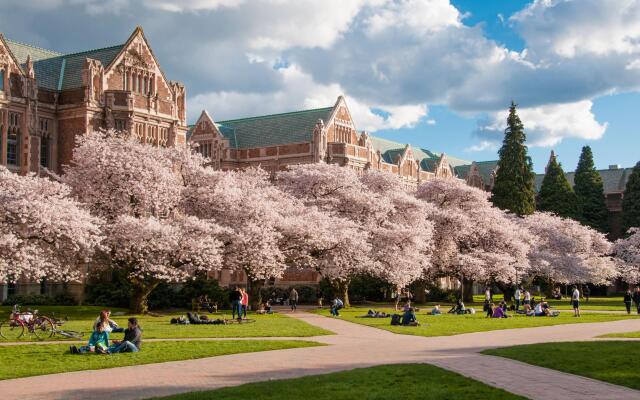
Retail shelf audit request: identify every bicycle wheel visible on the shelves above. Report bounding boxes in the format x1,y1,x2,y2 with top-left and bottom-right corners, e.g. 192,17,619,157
32,318,55,339
0,320,24,340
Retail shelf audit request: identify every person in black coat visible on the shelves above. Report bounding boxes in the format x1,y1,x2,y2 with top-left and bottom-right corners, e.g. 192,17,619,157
633,287,640,315
624,289,633,315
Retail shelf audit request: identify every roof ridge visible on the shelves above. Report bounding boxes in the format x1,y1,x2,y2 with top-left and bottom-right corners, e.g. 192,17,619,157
61,43,124,58
5,38,63,57
218,106,334,124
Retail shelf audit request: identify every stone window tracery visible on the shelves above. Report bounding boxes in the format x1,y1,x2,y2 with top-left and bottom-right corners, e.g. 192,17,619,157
7,112,21,166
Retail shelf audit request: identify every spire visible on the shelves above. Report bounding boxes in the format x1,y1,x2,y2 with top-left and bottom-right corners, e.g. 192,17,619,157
545,150,556,174
25,54,35,78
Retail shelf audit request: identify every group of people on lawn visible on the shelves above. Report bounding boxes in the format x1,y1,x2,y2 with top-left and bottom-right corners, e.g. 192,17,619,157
70,310,142,355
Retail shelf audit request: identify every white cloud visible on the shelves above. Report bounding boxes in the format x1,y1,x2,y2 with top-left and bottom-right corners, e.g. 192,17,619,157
512,0,640,58
187,64,427,132
465,140,498,153
475,101,608,148
426,119,436,125
364,0,461,36
144,0,244,12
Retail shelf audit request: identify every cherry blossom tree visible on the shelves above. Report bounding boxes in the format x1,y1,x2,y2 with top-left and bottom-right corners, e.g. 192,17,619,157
107,215,225,313
614,228,640,284
277,163,387,305
63,130,225,313
0,166,103,285
417,178,532,301
522,212,618,289
360,170,435,291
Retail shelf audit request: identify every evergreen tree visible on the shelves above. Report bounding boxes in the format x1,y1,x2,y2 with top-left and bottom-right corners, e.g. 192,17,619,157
574,146,609,232
622,161,640,234
491,102,536,216
538,151,580,219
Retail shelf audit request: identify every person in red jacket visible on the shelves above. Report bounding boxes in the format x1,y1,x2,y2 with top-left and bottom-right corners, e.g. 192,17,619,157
240,288,249,319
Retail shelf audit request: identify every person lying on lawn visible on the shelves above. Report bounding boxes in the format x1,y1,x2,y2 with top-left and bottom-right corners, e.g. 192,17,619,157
70,321,109,354
108,317,142,353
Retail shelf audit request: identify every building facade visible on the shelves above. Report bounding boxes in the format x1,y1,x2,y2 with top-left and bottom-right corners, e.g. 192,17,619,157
0,26,187,176
189,96,476,185
0,27,188,302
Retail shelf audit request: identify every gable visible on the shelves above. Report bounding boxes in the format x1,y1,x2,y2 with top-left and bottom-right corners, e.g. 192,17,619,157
191,111,223,139
0,36,28,79
103,28,173,101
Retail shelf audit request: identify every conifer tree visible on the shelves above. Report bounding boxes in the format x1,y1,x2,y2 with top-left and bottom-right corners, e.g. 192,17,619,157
574,146,608,232
622,161,640,234
491,102,536,216
538,151,580,219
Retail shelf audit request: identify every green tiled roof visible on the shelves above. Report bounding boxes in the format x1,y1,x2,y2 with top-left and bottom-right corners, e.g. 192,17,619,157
535,167,634,194
369,135,472,172
5,38,123,91
217,107,334,149
454,160,499,183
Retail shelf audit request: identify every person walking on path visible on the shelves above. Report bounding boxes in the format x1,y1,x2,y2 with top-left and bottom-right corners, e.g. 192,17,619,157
229,287,243,320
624,289,633,315
289,288,299,312
485,287,491,302
330,298,344,317
240,288,249,319
514,287,522,311
633,287,640,315
571,285,581,317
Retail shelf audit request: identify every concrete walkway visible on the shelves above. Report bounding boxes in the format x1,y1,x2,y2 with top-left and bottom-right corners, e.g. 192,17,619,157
1,311,639,400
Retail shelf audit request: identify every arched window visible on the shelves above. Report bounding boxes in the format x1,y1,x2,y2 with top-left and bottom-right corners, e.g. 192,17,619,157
0,69,4,91
7,112,21,166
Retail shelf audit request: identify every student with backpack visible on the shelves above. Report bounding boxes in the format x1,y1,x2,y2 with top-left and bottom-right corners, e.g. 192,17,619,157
331,298,344,316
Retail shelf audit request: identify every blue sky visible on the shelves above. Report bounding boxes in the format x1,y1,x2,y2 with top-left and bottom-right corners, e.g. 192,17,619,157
1,0,638,173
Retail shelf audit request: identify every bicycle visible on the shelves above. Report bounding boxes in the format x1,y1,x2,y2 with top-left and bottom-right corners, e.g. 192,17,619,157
0,305,56,340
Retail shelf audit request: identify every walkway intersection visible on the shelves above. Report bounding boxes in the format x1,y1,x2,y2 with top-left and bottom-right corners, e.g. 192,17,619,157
1,311,639,400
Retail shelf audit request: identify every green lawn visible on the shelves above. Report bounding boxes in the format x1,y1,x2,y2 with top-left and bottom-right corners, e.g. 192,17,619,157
313,307,639,337
0,306,332,342
482,341,640,390
153,363,525,400
0,340,320,380
471,295,627,311
598,331,640,338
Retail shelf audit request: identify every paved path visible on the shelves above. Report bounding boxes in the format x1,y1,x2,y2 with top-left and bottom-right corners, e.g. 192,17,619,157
1,312,640,400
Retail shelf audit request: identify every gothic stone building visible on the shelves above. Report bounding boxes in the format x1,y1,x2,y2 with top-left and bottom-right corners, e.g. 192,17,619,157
0,26,187,176
0,27,187,301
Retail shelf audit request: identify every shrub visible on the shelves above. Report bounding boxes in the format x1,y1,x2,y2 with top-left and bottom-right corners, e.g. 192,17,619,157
2,293,76,306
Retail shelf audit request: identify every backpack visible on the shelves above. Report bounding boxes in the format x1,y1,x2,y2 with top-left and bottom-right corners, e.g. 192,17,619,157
390,314,402,326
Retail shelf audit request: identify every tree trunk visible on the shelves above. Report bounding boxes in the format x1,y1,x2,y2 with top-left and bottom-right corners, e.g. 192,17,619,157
413,281,427,304
462,278,474,303
129,281,159,314
333,280,350,308
545,278,555,298
247,277,264,310
495,282,514,302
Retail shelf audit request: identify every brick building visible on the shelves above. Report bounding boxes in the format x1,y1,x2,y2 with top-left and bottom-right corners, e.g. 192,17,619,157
0,27,188,301
0,26,187,176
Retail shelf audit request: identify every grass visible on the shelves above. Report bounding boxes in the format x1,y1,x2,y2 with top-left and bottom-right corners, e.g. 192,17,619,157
153,363,525,400
471,295,627,311
482,341,640,390
0,306,332,342
312,306,639,337
0,340,321,380
598,331,640,338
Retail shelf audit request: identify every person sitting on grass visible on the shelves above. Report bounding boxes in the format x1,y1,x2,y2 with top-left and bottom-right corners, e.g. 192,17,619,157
93,310,123,333
109,317,142,353
491,303,508,318
448,298,466,315
402,301,412,312
199,294,217,313
71,320,109,354
330,298,344,317
431,305,442,315
256,302,273,315
401,307,420,326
